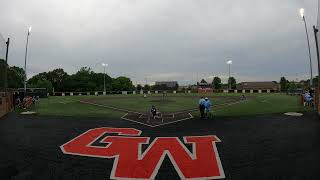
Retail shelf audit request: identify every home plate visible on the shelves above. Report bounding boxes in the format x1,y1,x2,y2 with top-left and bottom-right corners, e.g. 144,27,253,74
284,112,303,117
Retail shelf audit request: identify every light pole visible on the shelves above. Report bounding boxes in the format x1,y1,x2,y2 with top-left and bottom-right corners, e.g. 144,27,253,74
314,26,320,87
4,38,10,89
227,60,232,89
313,25,320,113
24,26,32,94
300,8,313,87
102,63,108,93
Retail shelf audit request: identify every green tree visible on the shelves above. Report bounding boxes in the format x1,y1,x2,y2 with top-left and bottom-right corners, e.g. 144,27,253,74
212,77,222,89
28,69,69,91
90,72,112,91
296,83,303,89
29,79,53,92
280,77,287,92
46,69,69,91
27,66,133,92
287,82,297,91
112,76,134,91
144,84,151,91
228,77,237,89
111,79,121,91
7,66,25,88
66,67,96,92
312,76,320,86
136,84,142,91
200,79,207,84
28,72,48,86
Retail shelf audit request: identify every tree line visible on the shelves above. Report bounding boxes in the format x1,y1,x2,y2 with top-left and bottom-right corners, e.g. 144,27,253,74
280,76,318,92
0,59,135,92
28,67,135,92
199,76,237,89
0,59,25,89
1,59,317,93
136,83,179,91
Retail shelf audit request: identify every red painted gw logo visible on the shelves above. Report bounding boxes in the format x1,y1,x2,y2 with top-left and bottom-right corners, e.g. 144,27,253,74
60,127,225,179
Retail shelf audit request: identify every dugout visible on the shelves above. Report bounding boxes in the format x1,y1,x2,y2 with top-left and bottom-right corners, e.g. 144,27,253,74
17,88,48,98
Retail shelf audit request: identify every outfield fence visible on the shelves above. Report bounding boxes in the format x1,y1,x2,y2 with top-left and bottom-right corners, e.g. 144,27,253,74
50,89,279,97
0,89,13,118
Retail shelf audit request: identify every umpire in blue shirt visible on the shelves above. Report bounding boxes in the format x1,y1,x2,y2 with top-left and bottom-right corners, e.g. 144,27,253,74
199,97,205,119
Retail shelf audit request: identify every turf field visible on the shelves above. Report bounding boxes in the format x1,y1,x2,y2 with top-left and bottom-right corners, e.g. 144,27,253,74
3,93,318,179
32,93,309,118
1,109,319,179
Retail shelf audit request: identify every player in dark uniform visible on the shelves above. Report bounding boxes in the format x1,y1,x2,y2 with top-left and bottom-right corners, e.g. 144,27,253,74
151,105,157,119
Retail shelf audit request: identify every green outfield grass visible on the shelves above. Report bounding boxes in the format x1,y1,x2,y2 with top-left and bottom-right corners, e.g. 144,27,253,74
33,96,123,118
30,93,310,118
207,94,309,117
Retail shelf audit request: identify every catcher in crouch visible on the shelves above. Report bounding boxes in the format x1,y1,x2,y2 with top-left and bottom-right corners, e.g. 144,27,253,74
150,105,161,119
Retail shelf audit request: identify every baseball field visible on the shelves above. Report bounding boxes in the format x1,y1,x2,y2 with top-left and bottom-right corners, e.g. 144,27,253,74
32,93,308,119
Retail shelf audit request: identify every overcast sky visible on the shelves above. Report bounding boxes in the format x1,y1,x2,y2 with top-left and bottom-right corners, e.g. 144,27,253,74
0,0,319,85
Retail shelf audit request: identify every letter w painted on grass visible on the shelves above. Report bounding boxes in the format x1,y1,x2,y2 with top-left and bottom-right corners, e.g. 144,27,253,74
60,127,225,179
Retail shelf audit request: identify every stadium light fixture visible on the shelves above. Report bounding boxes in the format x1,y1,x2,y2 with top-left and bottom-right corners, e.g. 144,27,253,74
102,63,108,67
300,8,305,19
4,38,10,89
299,8,313,87
227,60,232,89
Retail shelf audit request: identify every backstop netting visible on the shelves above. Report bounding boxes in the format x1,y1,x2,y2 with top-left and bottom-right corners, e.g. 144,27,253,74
318,0,320,29
0,33,6,60
316,0,320,114
0,33,7,89
0,33,13,117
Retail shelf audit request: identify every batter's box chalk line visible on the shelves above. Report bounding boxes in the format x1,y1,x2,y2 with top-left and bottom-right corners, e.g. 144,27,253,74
80,99,247,127
121,113,194,128
79,100,194,127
